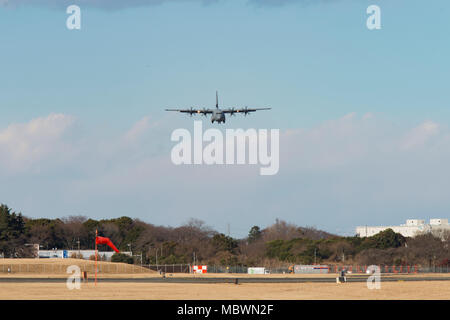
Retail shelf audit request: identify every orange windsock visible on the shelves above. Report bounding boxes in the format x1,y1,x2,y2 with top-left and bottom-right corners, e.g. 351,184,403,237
95,236,120,253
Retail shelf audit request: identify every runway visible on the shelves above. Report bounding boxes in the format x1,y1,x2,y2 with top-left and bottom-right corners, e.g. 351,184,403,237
1,275,449,283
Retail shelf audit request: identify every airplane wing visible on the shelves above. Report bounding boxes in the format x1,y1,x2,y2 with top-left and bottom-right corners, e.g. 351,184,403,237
165,108,213,115
223,107,271,115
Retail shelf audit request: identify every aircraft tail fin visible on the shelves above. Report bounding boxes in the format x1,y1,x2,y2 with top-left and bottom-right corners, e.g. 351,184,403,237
216,91,219,109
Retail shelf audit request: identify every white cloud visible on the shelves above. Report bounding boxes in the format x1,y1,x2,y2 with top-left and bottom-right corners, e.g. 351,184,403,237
362,112,374,120
401,120,440,150
280,112,385,170
2,112,450,237
123,116,150,143
0,113,75,174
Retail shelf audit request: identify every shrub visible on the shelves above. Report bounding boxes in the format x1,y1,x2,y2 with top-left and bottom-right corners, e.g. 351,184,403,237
111,253,133,264
88,254,107,261
70,252,84,259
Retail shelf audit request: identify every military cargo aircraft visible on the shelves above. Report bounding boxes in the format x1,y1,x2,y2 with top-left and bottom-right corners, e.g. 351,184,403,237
165,91,271,123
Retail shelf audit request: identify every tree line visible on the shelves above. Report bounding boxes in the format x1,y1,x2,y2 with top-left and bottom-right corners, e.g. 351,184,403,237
0,204,449,267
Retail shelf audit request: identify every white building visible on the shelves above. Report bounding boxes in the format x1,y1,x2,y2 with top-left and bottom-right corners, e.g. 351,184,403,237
37,249,132,261
356,219,450,238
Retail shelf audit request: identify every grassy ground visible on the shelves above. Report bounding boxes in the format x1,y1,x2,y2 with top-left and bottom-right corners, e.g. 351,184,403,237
0,258,154,275
0,259,449,279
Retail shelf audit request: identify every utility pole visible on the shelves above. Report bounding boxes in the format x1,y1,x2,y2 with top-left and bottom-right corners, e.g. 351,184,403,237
192,252,196,276
314,248,317,265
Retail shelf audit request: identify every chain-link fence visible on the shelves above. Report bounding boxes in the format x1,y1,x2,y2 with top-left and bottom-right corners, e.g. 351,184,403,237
322,265,450,274
206,265,247,273
0,262,152,274
328,265,420,274
416,266,450,273
203,264,449,274
143,264,190,273
0,262,448,274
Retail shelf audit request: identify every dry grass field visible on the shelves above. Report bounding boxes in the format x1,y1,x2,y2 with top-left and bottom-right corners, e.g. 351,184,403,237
0,281,449,300
0,258,154,276
0,259,449,299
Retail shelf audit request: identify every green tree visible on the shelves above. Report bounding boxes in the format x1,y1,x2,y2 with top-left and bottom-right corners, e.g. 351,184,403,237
111,253,134,264
0,204,26,256
248,226,262,243
211,233,238,253
368,228,406,249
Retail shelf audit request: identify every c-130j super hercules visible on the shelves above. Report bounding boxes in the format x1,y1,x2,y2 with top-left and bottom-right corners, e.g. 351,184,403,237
165,91,271,124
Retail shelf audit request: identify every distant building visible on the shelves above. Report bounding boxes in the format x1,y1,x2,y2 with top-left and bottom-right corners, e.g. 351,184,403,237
356,219,450,238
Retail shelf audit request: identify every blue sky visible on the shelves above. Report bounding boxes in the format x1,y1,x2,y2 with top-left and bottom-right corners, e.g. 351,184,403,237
1,0,450,238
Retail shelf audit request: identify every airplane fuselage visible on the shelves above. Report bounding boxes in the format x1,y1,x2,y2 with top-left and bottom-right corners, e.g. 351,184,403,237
211,109,226,123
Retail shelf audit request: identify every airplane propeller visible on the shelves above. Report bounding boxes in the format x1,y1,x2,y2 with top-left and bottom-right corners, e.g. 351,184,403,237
188,107,195,117
230,108,236,116
244,107,250,116
202,108,208,116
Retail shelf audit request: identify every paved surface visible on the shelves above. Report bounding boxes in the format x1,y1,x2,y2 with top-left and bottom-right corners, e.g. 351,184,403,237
0,275,449,283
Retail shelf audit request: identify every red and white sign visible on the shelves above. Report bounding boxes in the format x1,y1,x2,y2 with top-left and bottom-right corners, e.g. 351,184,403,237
192,265,207,274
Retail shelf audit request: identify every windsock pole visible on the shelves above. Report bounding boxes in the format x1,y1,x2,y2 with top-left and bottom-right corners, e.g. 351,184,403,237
95,229,98,286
